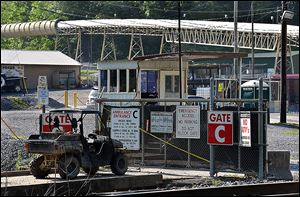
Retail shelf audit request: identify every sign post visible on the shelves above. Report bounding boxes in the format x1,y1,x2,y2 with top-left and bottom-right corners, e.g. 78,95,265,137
240,112,251,147
207,111,233,145
176,106,200,168
111,108,140,150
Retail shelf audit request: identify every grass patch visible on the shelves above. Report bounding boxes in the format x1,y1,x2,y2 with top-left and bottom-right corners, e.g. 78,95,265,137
283,129,299,136
81,70,97,74
9,97,30,109
269,122,299,129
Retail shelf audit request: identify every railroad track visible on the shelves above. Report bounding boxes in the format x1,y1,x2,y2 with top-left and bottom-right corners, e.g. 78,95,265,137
91,182,299,196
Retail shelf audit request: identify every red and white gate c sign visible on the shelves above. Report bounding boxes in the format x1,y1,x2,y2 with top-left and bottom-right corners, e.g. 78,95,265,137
207,111,233,145
42,113,72,133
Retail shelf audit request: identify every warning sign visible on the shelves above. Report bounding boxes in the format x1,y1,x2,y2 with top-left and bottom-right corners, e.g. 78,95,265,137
151,112,173,133
207,111,233,145
176,106,200,139
111,108,140,150
42,113,72,133
240,112,251,147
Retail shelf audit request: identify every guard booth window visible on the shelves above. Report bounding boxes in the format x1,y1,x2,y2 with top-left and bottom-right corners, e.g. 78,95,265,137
110,70,117,92
120,69,126,92
100,70,107,92
100,69,137,93
129,69,136,92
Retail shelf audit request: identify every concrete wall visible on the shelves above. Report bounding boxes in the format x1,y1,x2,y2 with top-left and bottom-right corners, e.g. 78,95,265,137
23,65,81,89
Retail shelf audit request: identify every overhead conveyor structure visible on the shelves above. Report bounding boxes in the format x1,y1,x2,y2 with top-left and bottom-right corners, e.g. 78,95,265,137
1,19,299,72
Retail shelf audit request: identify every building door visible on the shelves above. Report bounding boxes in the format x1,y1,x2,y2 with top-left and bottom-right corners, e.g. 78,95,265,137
140,70,158,99
160,71,181,99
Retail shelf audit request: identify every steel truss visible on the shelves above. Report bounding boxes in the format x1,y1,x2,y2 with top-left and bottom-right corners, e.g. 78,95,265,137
101,34,116,61
274,41,294,74
128,34,144,60
164,28,280,51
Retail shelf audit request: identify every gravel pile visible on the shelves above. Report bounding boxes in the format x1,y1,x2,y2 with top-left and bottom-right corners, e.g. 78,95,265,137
1,91,298,184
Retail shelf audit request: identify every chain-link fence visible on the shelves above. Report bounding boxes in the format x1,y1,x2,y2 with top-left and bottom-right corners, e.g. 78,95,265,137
98,95,268,177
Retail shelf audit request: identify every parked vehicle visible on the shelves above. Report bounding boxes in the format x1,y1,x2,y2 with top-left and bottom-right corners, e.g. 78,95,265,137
1,73,26,93
24,109,128,179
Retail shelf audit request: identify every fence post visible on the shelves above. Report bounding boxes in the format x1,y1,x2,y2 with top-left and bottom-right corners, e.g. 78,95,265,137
141,101,145,166
164,101,167,167
258,77,264,179
187,139,191,168
209,77,215,177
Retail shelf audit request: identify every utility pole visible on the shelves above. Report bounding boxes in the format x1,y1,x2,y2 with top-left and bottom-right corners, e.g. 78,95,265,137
178,1,182,100
233,1,239,98
233,1,238,79
251,1,255,78
280,1,287,123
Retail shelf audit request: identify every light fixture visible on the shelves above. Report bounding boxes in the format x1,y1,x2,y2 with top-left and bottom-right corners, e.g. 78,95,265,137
282,10,294,21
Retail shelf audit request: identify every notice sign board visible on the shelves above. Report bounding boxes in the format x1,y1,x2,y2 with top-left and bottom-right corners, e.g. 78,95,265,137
42,113,72,133
150,112,173,133
207,111,233,145
240,112,251,147
176,106,200,139
111,108,140,150
37,88,49,105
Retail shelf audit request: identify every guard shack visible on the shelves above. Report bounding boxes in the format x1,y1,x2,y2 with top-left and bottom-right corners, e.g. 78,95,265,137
97,56,189,105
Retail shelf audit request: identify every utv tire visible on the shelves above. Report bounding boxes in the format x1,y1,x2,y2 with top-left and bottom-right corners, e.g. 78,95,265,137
82,166,98,176
30,156,51,179
110,153,128,175
58,155,80,179
15,85,21,92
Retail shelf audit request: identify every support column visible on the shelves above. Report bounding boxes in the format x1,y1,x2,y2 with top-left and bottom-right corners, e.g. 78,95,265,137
101,34,117,61
128,34,144,60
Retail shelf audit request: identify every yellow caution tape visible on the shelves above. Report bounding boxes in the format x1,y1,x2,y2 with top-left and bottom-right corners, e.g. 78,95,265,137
139,127,210,163
1,117,24,141
103,106,210,163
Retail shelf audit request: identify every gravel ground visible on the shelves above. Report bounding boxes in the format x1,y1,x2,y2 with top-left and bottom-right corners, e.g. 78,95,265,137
1,89,299,183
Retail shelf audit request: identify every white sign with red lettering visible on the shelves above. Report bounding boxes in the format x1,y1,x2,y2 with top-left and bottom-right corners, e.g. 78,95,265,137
111,108,140,150
240,112,251,147
42,113,72,133
207,111,233,145
176,106,200,139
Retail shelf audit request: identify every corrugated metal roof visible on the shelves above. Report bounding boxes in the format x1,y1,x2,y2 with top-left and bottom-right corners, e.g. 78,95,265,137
133,51,248,61
58,19,299,37
1,50,82,66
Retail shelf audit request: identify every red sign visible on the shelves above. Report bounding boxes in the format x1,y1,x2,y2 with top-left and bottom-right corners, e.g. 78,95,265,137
207,111,233,145
42,113,72,133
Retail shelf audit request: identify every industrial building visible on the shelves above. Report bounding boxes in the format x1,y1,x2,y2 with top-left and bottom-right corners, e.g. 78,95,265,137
1,50,82,89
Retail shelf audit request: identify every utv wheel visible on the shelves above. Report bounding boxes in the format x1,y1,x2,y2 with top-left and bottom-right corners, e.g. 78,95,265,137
15,85,21,92
58,155,80,179
30,156,51,179
110,153,128,175
82,166,98,176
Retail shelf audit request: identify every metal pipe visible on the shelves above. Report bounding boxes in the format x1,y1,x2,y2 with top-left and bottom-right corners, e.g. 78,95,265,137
251,1,255,78
178,1,182,100
280,1,287,123
258,77,264,179
141,102,145,166
96,98,258,103
233,1,239,80
209,77,215,177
